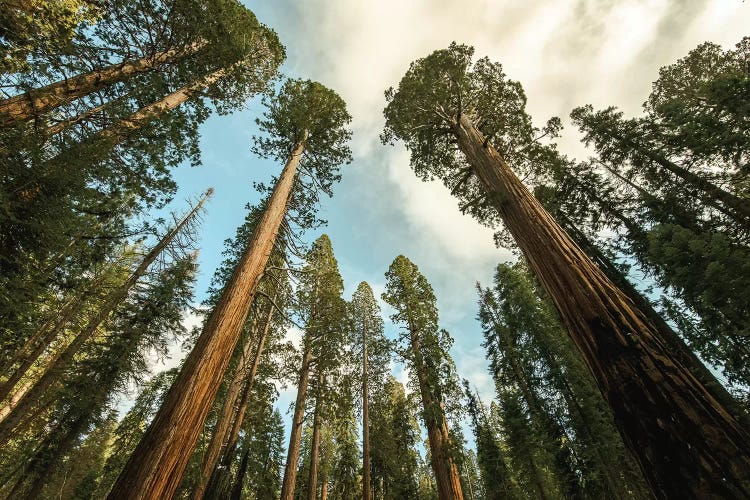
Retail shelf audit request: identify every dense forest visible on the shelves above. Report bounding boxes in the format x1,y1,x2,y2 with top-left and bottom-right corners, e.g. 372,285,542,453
0,1,749,499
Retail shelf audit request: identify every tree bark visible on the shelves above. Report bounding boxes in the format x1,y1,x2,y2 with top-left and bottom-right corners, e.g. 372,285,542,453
0,191,212,445
197,290,277,500
280,341,314,500
362,319,371,500
0,40,207,128
307,377,324,500
407,322,463,500
452,113,750,498
108,136,306,500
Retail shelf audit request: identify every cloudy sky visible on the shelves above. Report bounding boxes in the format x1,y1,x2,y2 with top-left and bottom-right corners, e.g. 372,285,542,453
150,0,749,438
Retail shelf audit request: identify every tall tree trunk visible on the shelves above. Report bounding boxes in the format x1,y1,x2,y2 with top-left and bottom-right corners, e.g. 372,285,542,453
108,135,306,500
307,374,324,500
560,214,748,427
407,324,464,500
320,474,329,500
0,40,207,128
197,291,277,500
452,113,750,498
362,320,371,500
280,342,314,500
0,191,212,445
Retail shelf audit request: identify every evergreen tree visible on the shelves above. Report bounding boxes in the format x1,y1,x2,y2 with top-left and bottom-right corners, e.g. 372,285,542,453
382,255,464,500
382,43,750,496
111,79,350,499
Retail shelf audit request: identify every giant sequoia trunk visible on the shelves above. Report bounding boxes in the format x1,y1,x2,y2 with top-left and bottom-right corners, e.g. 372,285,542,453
408,325,464,500
362,324,371,500
0,191,211,445
197,292,277,500
560,215,748,427
280,343,314,500
108,136,306,500
452,113,750,498
0,40,207,128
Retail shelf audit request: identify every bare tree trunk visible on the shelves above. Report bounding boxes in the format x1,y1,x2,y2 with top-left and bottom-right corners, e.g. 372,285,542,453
108,137,306,500
0,40,206,128
408,324,464,500
362,320,371,500
0,191,212,445
307,375,324,500
452,113,750,498
196,290,277,500
320,475,329,500
280,342,314,500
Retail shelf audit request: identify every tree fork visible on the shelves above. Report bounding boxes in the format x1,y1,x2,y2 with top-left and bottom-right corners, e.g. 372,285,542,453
108,135,306,500
453,113,750,498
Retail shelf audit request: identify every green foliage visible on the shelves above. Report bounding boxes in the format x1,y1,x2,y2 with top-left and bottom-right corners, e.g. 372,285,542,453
382,42,562,227
369,376,421,499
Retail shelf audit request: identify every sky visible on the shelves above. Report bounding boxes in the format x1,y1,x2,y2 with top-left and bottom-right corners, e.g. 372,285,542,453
145,0,750,445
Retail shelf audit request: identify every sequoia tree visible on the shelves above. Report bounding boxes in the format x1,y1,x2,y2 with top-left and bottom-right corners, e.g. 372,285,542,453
110,79,350,499
382,255,464,500
382,43,750,497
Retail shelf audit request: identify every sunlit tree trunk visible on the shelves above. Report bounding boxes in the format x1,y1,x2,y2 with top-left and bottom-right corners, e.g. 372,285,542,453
108,135,306,500
452,113,750,498
0,40,206,128
362,319,371,500
307,375,324,500
280,342,314,500
197,291,277,499
408,323,463,500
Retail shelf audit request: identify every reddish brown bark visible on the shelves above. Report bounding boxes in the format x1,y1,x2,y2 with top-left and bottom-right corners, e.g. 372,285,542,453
280,342,314,500
0,40,206,128
408,323,464,500
0,191,212,445
108,137,306,500
452,113,750,498
195,290,277,500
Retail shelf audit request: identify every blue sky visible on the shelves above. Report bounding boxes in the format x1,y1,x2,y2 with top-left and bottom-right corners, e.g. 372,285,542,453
143,0,750,449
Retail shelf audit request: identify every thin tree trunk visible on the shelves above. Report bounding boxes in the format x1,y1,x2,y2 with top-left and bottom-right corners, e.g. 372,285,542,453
0,191,212,445
452,113,750,498
280,342,314,500
307,374,324,500
197,290,277,499
43,100,110,136
605,129,750,225
229,445,251,500
320,474,329,500
0,40,207,128
407,323,464,500
362,318,371,500
108,135,306,500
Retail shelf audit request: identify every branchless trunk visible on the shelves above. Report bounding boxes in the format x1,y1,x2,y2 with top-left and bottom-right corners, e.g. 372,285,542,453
560,214,749,427
196,290,277,500
407,322,464,500
0,40,207,128
452,113,750,498
0,191,211,445
280,341,314,500
320,474,329,500
108,136,306,500
307,374,324,500
362,317,371,500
